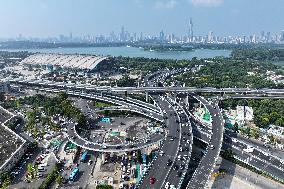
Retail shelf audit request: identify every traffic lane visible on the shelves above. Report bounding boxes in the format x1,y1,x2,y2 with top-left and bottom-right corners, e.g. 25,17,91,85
139,100,180,189
231,140,284,171
229,144,284,180
188,99,224,189
162,119,193,187
140,140,179,189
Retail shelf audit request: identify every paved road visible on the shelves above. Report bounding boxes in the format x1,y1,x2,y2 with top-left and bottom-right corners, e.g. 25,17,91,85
215,158,284,189
10,79,284,95
161,97,193,189
137,95,181,189
186,95,224,189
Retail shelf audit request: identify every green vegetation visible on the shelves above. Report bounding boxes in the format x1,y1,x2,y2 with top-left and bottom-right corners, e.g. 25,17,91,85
96,185,113,189
129,94,154,104
116,75,137,87
143,45,193,52
0,92,5,102
171,60,282,88
0,172,11,189
4,92,87,137
26,163,38,180
115,56,196,73
102,110,140,117
55,175,64,186
39,163,62,189
231,48,284,61
93,101,113,108
221,99,284,128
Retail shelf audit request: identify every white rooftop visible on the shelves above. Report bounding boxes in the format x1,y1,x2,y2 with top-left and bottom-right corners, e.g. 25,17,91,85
21,53,109,71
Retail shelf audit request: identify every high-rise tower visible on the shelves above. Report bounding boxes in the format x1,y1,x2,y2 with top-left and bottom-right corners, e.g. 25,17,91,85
188,18,194,42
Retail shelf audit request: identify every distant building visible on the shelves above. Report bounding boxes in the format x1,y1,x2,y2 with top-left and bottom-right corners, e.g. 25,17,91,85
236,106,254,121
281,30,284,41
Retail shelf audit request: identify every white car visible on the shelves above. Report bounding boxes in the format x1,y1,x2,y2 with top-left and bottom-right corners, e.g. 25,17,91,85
165,182,170,189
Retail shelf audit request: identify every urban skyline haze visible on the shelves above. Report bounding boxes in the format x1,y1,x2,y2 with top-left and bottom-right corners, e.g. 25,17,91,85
0,0,283,38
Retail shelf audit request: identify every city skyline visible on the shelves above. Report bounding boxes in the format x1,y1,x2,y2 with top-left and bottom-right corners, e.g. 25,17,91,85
0,0,284,38
2,24,284,45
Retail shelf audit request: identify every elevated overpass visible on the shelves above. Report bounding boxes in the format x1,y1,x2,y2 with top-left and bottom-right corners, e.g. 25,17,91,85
9,78,284,95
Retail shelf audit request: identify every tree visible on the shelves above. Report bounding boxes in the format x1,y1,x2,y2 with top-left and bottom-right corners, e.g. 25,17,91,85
55,175,63,186
57,92,68,101
96,185,113,189
268,134,276,144
233,122,239,133
251,128,260,139
27,163,35,178
222,149,234,160
0,92,5,101
0,172,11,189
137,150,143,164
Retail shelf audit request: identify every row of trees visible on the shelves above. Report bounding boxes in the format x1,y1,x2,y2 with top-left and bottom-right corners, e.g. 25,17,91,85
231,48,284,61
114,56,198,73
172,60,283,89
221,99,284,128
5,93,87,130
38,163,63,189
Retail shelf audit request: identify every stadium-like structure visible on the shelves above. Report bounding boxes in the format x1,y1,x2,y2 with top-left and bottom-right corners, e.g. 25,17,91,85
21,53,112,72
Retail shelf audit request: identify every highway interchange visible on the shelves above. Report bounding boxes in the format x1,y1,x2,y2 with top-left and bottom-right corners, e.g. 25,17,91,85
9,71,284,189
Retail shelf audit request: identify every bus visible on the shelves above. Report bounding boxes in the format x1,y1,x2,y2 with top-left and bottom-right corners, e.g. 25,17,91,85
80,151,88,162
69,167,79,181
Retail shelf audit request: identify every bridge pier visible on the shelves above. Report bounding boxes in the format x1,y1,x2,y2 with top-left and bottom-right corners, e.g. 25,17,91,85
146,92,149,102
184,94,189,106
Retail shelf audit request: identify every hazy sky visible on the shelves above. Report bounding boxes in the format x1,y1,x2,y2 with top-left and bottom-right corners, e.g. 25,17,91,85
0,0,283,38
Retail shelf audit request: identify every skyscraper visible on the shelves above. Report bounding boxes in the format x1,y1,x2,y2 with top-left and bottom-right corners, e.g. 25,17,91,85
120,26,125,41
208,31,213,42
188,18,193,42
159,30,165,41
281,30,284,41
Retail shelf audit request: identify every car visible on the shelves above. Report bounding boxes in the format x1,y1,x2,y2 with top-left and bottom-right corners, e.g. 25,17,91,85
176,172,182,177
150,177,156,185
170,137,174,141
209,145,215,150
165,182,170,189
167,159,172,166
173,164,179,170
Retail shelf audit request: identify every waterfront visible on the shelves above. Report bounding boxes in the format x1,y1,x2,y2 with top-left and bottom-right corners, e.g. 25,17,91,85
3,46,231,60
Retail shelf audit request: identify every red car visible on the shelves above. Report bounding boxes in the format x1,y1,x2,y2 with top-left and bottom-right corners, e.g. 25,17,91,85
150,177,156,185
